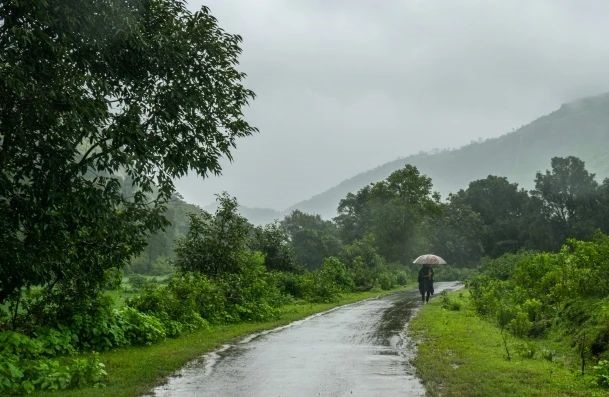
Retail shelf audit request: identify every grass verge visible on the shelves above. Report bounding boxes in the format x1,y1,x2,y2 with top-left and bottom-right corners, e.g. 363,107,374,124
409,289,607,397
32,286,410,397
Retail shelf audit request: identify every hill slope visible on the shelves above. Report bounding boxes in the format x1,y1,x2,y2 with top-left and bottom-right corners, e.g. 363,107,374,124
289,93,609,218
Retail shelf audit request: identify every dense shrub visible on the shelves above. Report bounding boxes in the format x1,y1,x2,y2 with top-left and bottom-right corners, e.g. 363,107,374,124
130,275,223,327
131,253,283,325
302,258,353,303
273,272,311,299
69,297,127,351
219,252,284,321
594,360,609,388
119,307,166,346
0,331,107,394
469,234,609,357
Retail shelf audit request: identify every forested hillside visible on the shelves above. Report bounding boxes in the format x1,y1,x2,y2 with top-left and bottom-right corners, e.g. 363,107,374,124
128,195,200,274
290,93,609,218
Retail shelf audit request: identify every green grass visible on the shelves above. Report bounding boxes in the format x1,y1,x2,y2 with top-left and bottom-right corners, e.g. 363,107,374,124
409,290,608,397
32,286,409,397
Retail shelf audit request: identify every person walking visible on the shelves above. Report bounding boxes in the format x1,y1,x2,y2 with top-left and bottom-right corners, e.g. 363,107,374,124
418,264,434,303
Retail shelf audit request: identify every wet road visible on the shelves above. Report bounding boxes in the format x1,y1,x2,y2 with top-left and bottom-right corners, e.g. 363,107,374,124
151,281,461,397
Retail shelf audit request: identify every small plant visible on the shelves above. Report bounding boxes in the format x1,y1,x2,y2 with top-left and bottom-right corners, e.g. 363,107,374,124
593,360,609,388
440,292,461,311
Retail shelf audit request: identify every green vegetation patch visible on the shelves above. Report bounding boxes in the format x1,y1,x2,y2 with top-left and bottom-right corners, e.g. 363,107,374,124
410,290,605,397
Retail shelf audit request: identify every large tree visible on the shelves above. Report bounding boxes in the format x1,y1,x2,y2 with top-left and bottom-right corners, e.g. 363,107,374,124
430,201,484,265
281,210,342,270
175,194,252,277
532,156,599,241
0,1,256,304
451,176,529,257
336,165,441,264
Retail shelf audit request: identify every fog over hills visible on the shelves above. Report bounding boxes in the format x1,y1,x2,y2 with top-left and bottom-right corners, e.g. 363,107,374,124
206,92,609,224
286,92,609,219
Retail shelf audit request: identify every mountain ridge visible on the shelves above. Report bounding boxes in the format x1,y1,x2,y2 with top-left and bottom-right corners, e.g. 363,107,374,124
287,92,609,218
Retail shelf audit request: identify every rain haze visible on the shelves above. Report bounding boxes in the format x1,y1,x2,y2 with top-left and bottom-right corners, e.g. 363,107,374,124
177,0,609,211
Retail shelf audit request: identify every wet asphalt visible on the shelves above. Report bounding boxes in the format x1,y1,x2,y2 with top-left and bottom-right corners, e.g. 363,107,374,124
151,281,462,397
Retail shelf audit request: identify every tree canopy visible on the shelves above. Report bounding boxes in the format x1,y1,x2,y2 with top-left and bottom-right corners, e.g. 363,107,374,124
0,1,255,303
336,165,441,264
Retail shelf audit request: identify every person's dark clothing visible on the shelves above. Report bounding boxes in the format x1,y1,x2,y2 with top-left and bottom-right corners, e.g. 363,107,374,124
418,265,434,302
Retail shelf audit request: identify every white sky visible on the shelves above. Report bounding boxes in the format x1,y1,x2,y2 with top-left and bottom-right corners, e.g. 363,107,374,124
176,0,609,210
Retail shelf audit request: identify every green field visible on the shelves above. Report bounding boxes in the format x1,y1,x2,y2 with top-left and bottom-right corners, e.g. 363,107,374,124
32,287,408,397
409,290,608,397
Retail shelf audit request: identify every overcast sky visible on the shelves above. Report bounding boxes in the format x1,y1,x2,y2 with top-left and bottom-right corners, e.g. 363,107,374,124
176,0,609,211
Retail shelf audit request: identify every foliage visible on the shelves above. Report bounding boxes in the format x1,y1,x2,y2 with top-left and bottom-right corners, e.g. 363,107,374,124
281,210,343,270
0,331,106,394
336,165,441,264
451,176,531,258
411,290,598,396
218,252,283,321
440,291,461,311
174,194,252,276
119,307,166,346
429,200,484,265
128,275,149,290
593,359,609,388
469,234,609,360
250,222,298,272
308,257,354,302
432,265,478,282
128,194,198,275
533,156,599,242
0,0,256,307
132,254,282,325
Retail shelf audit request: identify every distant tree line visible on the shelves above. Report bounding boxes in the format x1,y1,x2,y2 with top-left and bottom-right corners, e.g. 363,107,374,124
265,155,608,274
131,155,609,279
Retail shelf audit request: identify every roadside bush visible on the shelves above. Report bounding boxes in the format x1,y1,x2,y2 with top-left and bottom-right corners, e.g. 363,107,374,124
66,353,107,389
0,345,106,394
540,349,557,362
131,253,284,325
348,257,376,291
220,252,283,321
34,327,77,356
304,257,354,303
129,275,219,330
480,252,530,280
273,272,312,299
469,236,609,355
375,271,396,290
440,292,461,311
70,297,127,351
319,257,354,292
119,307,166,346
395,271,410,286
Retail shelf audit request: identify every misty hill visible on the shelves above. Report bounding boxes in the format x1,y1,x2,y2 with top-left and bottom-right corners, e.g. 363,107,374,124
289,92,609,218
